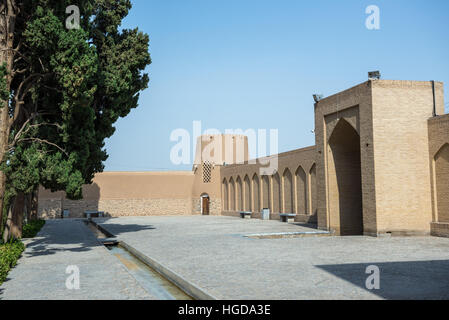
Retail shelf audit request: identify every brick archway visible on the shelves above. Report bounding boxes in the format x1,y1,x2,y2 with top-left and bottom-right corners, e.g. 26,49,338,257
435,143,449,222
328,118,363,235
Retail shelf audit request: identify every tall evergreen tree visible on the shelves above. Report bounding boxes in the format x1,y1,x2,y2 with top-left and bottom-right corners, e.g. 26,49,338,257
0,0,151,240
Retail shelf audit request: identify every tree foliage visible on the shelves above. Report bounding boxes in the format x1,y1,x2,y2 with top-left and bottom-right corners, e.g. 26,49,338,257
2,0,151,202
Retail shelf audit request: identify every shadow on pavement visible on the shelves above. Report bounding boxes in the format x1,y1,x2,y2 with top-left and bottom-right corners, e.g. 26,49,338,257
94,218,156,237
316,259,449,299
291,222,319,229
23,220,99,257
25,240,94,257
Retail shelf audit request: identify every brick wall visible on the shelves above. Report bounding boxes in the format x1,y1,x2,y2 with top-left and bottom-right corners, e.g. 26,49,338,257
220,146,317,223
38,198,62,219
314,81,376,235
36,81,448,239
192,198,222,216
63,198,194,218
428,113,449,237
370,81,439,235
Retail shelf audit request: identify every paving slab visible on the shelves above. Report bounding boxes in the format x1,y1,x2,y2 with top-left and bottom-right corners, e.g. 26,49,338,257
0,220,154,300
96,216,449,300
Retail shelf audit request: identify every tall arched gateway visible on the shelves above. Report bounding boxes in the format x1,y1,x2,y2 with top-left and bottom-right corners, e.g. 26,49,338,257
435,143,449,222
328,119,363,235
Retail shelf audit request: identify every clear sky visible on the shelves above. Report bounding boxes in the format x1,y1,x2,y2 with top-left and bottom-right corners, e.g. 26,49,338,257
104,0,449,172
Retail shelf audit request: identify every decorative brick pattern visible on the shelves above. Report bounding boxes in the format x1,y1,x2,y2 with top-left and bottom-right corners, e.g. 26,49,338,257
203,161,212,183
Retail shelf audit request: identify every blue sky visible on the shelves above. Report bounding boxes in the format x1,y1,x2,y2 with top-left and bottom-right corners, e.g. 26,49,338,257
104,0,449,171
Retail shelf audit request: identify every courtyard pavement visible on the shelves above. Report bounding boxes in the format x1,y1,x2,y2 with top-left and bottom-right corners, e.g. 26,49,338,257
0,220,154,300
2,216,449,300
96,216,449,300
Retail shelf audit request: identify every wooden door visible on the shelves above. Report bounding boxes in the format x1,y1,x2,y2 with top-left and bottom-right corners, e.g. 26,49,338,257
202,197,210,215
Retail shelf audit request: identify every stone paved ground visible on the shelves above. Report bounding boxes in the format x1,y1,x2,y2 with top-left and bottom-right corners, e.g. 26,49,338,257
0,220,154,300
96,216,449,300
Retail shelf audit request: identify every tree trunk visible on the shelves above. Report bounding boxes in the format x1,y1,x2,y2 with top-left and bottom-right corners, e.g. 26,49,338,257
31,190,38,220
2,201,12,243
0,2,17,235
3,192,24,241
25,193,31,223
0,103,9,233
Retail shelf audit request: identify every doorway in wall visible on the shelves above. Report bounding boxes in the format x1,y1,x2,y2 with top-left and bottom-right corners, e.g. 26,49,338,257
435,143,449,222
201,194,210,215
328,118,363,235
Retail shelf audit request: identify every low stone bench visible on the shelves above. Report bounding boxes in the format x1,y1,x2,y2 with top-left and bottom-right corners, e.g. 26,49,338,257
280,213,297,223
240,211,253,219
84,211,105,219
62,210,70,219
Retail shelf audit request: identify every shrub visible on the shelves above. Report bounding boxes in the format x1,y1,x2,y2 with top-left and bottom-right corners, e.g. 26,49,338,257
0,241,25,285
22,220,46,239
0,219,44,284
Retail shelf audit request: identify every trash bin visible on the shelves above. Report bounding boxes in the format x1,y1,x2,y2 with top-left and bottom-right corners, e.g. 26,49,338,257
261,208,270,220
63,210,70,219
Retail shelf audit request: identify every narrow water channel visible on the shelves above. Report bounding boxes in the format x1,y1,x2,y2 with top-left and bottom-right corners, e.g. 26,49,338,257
84,220,193,300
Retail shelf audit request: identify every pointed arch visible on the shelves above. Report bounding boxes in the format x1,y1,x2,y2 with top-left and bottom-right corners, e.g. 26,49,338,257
282,168,293,213
435,143,449,159
272,172,281,213
229,177,235,211
222,178,228,211
262,175,271,210
295,166,307,214
309,163,317,216
435,143,449,222
328,117,359,142
252,174,260,213
328,118,363,235
244,175,251,211
236,176,243,211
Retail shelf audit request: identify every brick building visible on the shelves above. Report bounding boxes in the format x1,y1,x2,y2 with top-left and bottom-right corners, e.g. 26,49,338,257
38,79,449,237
